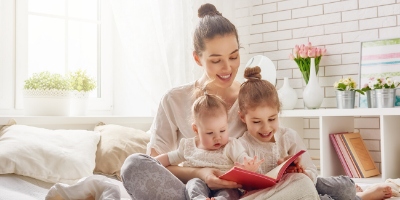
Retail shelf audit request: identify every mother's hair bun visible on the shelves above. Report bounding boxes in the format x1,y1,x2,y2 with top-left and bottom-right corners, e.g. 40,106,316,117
198,3,222,18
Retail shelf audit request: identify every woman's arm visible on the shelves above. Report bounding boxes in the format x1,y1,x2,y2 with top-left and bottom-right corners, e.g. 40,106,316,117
151,147,241,189
155,154,171,167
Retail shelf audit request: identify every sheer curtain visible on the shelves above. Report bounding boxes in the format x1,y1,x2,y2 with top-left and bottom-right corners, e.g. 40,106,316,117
110,0,196,116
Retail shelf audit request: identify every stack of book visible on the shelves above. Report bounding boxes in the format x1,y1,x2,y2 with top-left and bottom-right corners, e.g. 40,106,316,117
329,132,380,178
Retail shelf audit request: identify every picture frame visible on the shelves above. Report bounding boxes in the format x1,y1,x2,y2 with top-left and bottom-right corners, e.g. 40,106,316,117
358,37,400,108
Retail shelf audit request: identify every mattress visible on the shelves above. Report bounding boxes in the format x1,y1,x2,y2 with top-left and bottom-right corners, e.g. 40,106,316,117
0,173,130,200
0,174,398,200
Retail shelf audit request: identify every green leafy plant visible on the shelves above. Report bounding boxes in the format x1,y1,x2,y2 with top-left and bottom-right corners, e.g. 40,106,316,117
334,77,364,95
24,71,71,90
362,77,400,91
68,69,97,92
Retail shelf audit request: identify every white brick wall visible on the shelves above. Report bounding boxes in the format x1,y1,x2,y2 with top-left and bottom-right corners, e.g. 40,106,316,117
233,0,399,173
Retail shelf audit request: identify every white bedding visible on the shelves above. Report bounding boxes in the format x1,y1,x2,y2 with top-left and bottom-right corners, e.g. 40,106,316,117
1,174,399,200
0,174,130,200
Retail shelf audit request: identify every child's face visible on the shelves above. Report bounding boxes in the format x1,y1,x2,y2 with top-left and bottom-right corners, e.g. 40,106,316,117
239,105,279,143
193,112,229,150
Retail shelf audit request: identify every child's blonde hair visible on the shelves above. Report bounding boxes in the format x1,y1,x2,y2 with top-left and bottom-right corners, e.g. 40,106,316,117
238,66,281,114
192,82,228,122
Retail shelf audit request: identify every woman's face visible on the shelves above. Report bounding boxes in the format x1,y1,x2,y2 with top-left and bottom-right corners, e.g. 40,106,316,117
195,34,240,89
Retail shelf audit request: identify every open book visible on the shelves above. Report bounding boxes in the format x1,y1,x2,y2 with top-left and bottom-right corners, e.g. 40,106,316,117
219,150,306,190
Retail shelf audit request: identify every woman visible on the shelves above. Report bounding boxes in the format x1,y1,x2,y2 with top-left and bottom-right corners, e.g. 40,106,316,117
120,3,318,200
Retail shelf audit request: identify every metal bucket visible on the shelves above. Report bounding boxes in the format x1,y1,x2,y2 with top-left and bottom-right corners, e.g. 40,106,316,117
366,90,376,108
375,89,396,108
336,90,355,109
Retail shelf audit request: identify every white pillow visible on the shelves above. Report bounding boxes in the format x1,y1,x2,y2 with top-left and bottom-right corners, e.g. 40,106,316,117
0,125,100,184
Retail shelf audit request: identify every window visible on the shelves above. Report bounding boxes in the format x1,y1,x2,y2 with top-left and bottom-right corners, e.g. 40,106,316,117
16,0,113,112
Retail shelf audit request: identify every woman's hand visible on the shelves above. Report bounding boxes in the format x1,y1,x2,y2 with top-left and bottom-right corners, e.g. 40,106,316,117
197,167,242,190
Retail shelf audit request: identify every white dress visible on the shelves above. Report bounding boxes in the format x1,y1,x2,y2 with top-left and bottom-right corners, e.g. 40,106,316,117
146,81,247,155
238,127,318,184
167,137,249,173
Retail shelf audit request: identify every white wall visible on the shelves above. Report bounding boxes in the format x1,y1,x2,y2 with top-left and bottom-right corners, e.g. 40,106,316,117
232,0,399,171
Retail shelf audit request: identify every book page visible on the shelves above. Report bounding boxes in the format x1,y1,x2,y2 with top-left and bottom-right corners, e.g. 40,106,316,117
264,158,291,179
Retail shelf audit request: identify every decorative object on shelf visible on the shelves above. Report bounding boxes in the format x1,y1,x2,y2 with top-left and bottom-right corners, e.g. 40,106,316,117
363,77,400,108
23,71,71,116
245,55,276,86
334,77,364,109
278,77,298,110
358,37,400,108
302,58,323,109
289,42,326,84
68,69,97,116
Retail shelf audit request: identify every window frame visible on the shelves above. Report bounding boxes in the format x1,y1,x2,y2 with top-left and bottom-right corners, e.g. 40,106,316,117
15,0,113,112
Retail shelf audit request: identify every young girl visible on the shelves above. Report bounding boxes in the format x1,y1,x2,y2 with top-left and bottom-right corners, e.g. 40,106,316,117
236,66,392,200
155,85,263,200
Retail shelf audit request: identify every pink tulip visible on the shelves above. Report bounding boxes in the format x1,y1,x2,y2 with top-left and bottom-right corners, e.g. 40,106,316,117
294,45,299,54
316,48,321,57
321,48,327,56
300,50,308,58
308,48,315,58
308,42,312,48
289,53,295,60
304,46,309,52
300,44,305,51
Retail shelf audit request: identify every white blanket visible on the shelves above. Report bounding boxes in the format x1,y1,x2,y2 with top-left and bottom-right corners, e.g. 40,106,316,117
240,173,320,200
46,175,131,200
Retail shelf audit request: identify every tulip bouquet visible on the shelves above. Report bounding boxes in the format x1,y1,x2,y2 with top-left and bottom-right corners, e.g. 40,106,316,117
289,42,327,84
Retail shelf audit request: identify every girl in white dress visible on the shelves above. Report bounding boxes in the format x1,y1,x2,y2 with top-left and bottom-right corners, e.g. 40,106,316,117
235,66,392,200
155,84,263,200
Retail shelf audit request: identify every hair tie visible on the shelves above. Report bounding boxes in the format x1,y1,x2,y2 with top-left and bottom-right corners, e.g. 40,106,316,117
248,77,260,80
204,90,208,95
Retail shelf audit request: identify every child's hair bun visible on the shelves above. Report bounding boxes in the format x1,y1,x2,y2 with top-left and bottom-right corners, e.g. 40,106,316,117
198,3,221,18
244,66,262,80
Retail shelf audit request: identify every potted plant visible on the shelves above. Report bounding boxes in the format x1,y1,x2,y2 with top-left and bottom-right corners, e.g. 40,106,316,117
23,71,71,116
363,77,399,108
68,69,97,116
289,42,327,109
334,77,364,109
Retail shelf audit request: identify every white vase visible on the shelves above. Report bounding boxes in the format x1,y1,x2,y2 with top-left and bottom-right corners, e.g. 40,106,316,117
278,77,298,110
303,58,324,109
70,91,90,116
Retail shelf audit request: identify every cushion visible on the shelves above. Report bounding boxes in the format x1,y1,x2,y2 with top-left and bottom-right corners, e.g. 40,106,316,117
0,121,100,184
93,122,151,180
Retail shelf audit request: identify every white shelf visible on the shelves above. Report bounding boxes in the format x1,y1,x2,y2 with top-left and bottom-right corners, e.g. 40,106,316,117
279,111,400,184
281,108,400,117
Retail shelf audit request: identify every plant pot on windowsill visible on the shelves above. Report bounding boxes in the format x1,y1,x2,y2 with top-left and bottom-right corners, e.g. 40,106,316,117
23,89,71,116
68,69,97,116
23,72,71,116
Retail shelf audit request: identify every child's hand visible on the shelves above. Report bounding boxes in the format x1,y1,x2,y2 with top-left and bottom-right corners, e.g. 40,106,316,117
235,156,265,173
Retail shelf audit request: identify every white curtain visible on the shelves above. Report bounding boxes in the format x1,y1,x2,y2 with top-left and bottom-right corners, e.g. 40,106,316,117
110,0,196,116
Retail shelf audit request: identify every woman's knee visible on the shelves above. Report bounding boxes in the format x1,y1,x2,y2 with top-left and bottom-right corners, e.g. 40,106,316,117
316,176,356,200
120,153,156,180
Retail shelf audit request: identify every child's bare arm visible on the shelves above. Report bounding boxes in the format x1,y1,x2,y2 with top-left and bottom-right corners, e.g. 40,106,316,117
155,154,171,167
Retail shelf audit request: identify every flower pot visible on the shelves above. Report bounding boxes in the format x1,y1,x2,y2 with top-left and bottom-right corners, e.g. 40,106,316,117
375,89,396,108
366,90,376,108
70,91,90,116
335,90,355,109
278,77,298,110
23,89,71,116
303,58,323,109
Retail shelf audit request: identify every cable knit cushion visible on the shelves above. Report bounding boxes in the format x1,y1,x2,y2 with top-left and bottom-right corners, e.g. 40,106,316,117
0,122,100,185
93,122,151,180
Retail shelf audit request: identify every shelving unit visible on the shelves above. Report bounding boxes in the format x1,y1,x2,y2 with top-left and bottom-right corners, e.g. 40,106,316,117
280,108,400,183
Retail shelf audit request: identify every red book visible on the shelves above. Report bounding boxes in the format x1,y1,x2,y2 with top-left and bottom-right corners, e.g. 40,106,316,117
329,133,353,177
219,150,306,190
